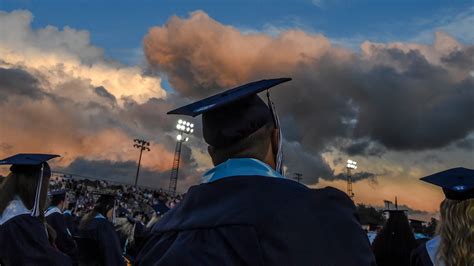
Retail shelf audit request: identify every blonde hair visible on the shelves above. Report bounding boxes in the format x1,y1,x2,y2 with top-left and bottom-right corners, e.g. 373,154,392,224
437,198,474,265
115,217,135,246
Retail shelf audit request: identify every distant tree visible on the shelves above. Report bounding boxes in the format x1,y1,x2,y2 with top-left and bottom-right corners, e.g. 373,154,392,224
357,204,385,228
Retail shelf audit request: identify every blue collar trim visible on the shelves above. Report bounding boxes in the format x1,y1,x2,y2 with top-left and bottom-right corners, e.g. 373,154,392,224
45,206,62,217
64,210,73,215
426,235,444,265
202,158,285,183
95,213,106,219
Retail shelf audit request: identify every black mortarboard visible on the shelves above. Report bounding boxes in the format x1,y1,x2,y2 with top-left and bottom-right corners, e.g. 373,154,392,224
168,78,291,172
0,153,59,173
0,153,60,216
49,189,67,201
383,209,408,217
152,202,170,215
420,167,474,201
93,191,117,223
93,191,116,205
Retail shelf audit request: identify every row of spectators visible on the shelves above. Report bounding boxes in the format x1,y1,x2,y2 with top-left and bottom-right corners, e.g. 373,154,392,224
48,177,184,226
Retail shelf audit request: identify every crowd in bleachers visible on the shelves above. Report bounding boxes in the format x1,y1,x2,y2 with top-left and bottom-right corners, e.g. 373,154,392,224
48,177,183,226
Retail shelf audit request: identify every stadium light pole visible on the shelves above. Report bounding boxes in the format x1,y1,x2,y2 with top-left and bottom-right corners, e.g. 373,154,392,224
169,119,194,196
346,159,357,201
293,173,303,183
133,139,150,187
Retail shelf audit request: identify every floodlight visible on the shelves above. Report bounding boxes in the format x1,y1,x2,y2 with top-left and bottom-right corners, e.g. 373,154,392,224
176,124,181,130
177,134,182,141
190,129,194,133
186,122,190,126
190,124,194,128
178,119,183,124
186,127,190,132
185,137,189,142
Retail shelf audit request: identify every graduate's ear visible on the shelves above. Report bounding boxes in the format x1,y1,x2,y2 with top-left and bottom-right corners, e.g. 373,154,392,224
207,146,217,166
208,145,214,157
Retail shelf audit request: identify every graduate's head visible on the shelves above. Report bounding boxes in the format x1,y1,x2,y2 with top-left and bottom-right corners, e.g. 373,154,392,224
204,95,279,166
437,198,474,265
420,167,474,265
94,194,116,218
168,78,291,170
0,154,58,219
50,189,67,209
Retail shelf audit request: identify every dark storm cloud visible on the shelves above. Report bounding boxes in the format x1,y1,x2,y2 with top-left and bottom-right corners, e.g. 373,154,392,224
350,50,474,150
334,171,377,182
441,46,474,70
0,67,44,102
344,139,386,157
144,12,474,158
61,158,170,188
94,86,117,105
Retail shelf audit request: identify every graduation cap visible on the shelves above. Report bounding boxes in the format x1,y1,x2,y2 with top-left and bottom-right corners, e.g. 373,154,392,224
168,78,291,173
0,153,60,217
152,202,170,215
92,191,118,223
49,189,67,202
382,209,408,218
420,167,474,201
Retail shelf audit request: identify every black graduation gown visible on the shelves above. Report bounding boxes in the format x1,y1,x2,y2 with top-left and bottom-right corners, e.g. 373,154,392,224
78,217,126,266
410,243,433,266
0,214,72,266
64,212,78,236
46,211,78,260
136,176,376,266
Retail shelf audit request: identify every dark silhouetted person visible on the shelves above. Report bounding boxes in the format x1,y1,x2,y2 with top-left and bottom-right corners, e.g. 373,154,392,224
372,210,418,266
136,78,375,265
411,167,474,266
77,193,125,266
45,189,78,261
0,153,71,265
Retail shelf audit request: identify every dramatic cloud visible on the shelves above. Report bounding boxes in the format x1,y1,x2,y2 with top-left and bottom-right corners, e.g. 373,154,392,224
1,9,473,213
143,11,474,183
0,10,193,188
0,10,166,104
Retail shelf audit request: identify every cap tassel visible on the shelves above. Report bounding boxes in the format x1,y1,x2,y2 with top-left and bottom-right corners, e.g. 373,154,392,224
31,163,44,217
112,200,117,224
267,90,284,175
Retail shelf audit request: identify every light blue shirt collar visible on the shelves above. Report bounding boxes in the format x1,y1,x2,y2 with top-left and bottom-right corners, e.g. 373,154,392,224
45,206,62,217
0,196,31,225
202,158,285,183
95,213,106,219
426,235,445,266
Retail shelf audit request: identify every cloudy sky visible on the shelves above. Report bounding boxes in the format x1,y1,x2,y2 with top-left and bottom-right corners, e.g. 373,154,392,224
0,0,473,219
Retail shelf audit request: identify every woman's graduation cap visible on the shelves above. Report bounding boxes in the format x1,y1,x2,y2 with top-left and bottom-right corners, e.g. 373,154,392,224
168,78,291,173
420,167,474,201
0,153,60,216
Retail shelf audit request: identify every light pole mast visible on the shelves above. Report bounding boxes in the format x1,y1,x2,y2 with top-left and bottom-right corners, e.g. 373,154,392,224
169,119,194,196
294,173,303,183
133,139,150,187
346,159,357,201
